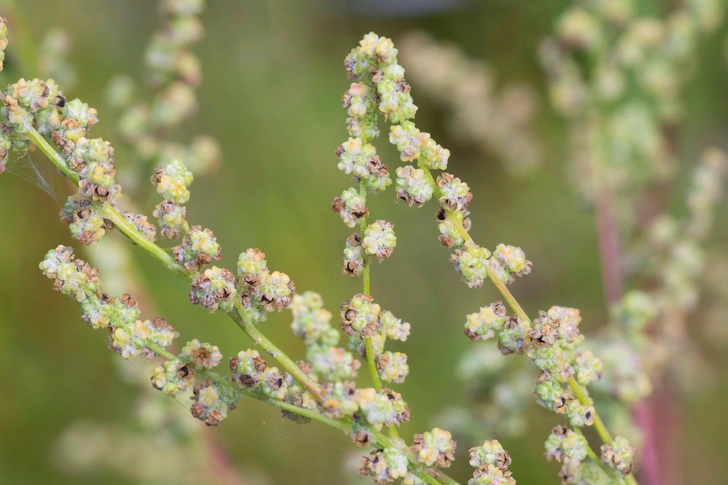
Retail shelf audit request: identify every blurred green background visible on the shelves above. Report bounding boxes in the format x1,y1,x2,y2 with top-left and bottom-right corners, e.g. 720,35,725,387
1,1,727,484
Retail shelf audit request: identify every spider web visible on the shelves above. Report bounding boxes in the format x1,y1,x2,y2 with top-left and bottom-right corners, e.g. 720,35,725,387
5,151,62,206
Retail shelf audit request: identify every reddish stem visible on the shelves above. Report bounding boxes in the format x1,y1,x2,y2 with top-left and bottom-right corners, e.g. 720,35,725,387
594,184,623,306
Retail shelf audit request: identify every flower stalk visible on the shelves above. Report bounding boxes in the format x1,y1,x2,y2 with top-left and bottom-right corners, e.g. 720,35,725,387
418,157,637,484
26,124,326,400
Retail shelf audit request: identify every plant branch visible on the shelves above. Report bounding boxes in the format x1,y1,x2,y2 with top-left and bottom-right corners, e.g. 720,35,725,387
357,151,380,395
26,126,325,402
147,343,348,432
30,125,455,483
573,427,621,483
416,163,639,485
369,427,461,485
358,177,381,391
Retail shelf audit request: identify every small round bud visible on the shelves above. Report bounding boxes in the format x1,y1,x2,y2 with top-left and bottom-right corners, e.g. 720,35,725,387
362,219,396,262
230,349,267,389
395,165,433,207
153,199,187,239
451,244,491,288
464,302,507,341
342,233,364,276
181,339,223,369
151,359,195,396
290,291,333,345
151,158,194,204
340,293,381,338
237,248,268,277
332,187,368,228
411,428,456,468
379,310,410,341
377,351,409,384
191,380,239,426
437,173,471,211
601,436,635,475
189,266,237,313
259,270,295,312
123,211,157,242
39,245,100,302
173,225,221,272
356,388,396,430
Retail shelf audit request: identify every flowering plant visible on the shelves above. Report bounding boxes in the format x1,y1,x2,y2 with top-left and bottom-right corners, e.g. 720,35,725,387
1,2,726,484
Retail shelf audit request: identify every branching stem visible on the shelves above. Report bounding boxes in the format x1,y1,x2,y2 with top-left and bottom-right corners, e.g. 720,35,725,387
26,126,325,402
29,126,459,484
417,162,639,485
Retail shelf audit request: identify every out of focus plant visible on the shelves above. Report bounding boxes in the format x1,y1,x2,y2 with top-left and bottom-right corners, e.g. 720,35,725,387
399,32,542,176
540,5,728,482
402,2,728,485
107,0,220,189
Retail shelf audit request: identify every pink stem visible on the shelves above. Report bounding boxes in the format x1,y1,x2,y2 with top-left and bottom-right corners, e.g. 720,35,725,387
594,184,623,306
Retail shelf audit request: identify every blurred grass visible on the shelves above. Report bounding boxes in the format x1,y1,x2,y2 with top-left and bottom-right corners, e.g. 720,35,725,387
0,1,727,484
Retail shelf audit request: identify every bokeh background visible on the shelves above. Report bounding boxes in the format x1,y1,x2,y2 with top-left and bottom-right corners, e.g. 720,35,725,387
1,1,727,484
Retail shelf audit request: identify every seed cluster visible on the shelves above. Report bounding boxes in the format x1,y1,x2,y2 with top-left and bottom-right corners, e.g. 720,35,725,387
341,35,533,290
544,426,588,482
40,246,179,359
360,448,409,483
464,303,605,429
291,292,361,382
468,440,516,485
411,428,456,468
237,248,296,318
600,436,636,475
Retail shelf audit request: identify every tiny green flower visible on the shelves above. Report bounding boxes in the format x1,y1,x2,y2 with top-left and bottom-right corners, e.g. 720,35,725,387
601,436,635,475
395,165,434,207
464,301,507,341
377,351,409,384
189,266,237,313
452,244,491,288
181,339,223,369
173,225,221,272
191,380,239,426
411,427,457,468
152,158,194,204
151,359,195,396
362,219,397,262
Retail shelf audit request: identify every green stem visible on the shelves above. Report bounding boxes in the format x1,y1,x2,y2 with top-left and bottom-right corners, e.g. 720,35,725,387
151,343,452,484
356,144,400,440
365,336,383,389
147,343,347,432
26,126,78,182
572,427,620,483
26,126,326,402
369,427,460,485
416,162,639,485
567,377,612,443
421,163,532,324
356,172,380,391
102,206,191,280
232,299,324,401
